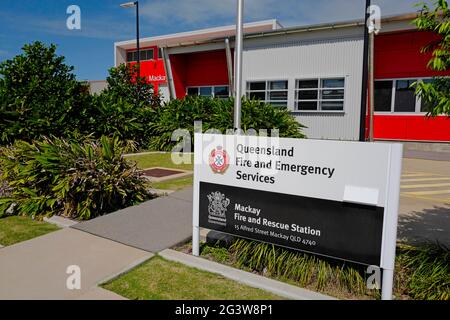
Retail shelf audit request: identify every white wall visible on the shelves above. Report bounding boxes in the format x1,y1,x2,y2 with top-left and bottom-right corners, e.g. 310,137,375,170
159,84,170,102
242,27,365,141
115,46,127,66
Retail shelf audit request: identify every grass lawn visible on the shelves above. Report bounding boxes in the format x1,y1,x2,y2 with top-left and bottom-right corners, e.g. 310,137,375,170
102,256,283,300
0,216,59,246
152,176,193,191
126,152,193,171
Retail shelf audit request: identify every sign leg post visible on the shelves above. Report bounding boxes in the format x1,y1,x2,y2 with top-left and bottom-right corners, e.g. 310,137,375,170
192,225,200,256
381,268,394,300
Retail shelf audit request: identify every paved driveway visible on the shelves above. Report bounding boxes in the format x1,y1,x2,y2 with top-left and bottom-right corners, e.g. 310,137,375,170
398,158,450,246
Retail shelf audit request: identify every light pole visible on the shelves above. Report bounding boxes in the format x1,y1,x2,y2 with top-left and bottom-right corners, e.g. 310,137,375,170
367,5,381,142
234,0,244,131
359,0,371,141
120,1,141,79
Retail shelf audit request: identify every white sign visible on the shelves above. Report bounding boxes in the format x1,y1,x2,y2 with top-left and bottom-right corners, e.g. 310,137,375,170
192,133,403,300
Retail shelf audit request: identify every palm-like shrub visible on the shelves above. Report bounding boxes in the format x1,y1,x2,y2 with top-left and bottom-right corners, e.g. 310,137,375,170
148,96,306,151
88,96,156,149
0,136,153,220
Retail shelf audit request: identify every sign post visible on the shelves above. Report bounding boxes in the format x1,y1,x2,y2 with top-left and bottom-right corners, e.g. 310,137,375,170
192,134,402,300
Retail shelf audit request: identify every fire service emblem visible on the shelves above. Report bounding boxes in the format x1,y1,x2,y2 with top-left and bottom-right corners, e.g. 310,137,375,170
209,146,229,174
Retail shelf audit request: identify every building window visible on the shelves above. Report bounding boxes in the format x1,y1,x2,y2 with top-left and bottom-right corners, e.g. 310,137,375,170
126,49,155,62
295,78,345,111
199,87,212,97
214,86,230,99
374,81,393,112
374,78,438,113
394,79,417,112
187,87,199,96
246,80,288,107
186,86,230,99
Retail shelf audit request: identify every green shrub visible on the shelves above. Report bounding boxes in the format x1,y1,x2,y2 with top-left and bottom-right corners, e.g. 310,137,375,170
0,42,92,144
227,239,369,296
87,95,156,149
85,64,162,149
0,175,10,198
396,243,449,300
202,239,450,300
101,63,161,108
148,96,306,151
0,43,162,147
0,136,154,220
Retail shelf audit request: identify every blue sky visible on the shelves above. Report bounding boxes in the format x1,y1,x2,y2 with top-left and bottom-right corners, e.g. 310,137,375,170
0,0,421,80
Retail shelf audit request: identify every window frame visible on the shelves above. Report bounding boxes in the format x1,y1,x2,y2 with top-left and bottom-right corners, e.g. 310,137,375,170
246,79,289,107
126,48,155,63
185,85,230,99
374,77,435,115
294,77,346,113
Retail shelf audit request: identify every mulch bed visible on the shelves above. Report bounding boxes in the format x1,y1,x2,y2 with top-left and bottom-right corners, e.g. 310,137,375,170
141,168,185,178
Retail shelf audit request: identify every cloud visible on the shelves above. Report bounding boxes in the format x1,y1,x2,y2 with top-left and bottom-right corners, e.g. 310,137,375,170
139,0,419,28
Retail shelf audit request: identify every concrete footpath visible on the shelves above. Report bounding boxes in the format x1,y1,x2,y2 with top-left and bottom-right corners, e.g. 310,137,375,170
0,188,192,300
73,188,193,253
0,228,152,300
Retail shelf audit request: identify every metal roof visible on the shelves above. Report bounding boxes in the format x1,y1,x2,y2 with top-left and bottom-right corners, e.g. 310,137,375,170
115,19,282,49
115,12,420,50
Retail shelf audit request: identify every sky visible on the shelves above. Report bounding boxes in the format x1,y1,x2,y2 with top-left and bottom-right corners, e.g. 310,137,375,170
0,0,422,80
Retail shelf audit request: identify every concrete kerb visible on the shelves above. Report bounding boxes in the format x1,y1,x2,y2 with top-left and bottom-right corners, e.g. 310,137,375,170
43,215,78,228
124,151,194,157
96,253,155,287
159,249,336,301
149,188,176,196
79,253,154,300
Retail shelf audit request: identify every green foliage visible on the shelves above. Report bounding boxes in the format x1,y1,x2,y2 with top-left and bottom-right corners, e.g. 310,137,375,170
0,41,91,144
227,239,370,296
0,42,305,151
0,136,153,220
88,64,162,148
102,63,161,108
201,244,232,264
0,43,162,147
414,0,450,116
396,243,449,300
202,239,450,300
415,77,450,115
87,95,156,149
148,96,306,151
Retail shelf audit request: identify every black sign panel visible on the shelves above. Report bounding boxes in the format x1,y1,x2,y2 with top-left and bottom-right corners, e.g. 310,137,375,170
199,182,384,266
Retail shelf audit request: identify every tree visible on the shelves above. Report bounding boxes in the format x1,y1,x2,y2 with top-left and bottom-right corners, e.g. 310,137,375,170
102,63,161,108
86,64,162,149
0,41,91,144
414,0,450,116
